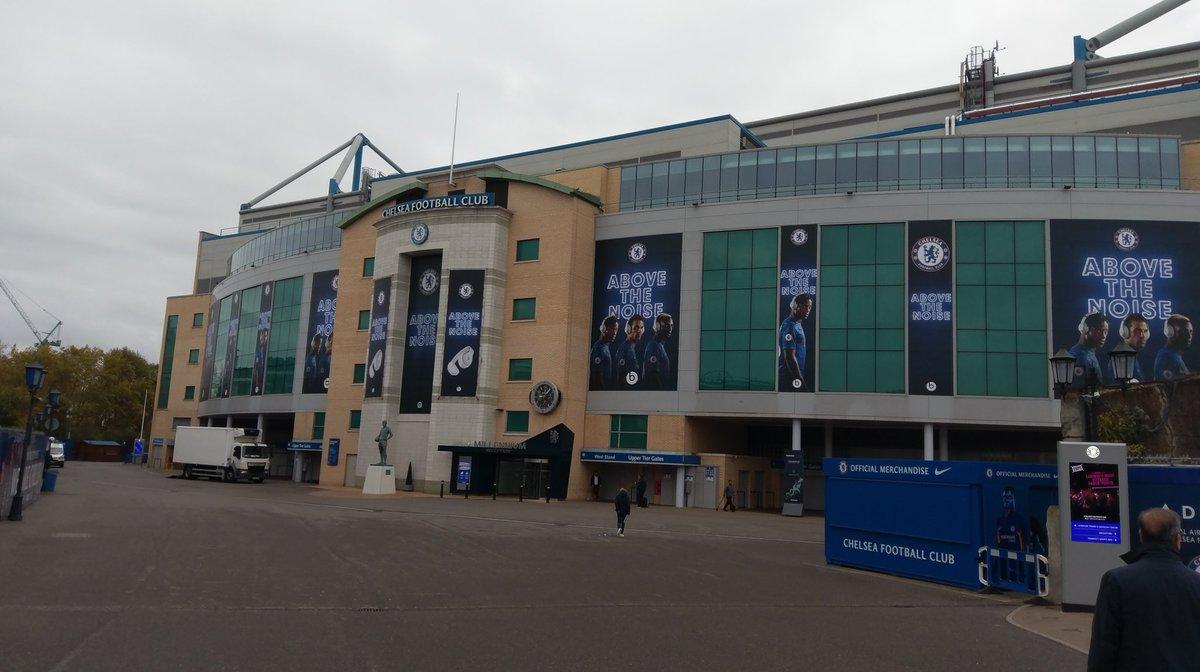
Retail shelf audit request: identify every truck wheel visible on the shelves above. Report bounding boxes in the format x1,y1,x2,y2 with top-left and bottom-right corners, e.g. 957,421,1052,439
183,465,194,480
224,468,235,483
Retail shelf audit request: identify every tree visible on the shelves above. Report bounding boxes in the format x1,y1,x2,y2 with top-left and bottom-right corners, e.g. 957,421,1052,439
0,342,156,441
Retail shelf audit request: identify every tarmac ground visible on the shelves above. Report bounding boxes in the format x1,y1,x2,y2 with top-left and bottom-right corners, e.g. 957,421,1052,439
0,462,1087,671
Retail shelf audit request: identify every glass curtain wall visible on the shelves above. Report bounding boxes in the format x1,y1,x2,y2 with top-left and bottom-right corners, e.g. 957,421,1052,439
700,229,778,390
264,277,303,394
231,285,263,395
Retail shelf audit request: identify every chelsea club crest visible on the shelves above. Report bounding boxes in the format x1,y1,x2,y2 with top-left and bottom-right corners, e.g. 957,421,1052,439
418,268,439,295
911,236,950,272
790,228,808,246
1114,227,1139,251
458,282,474,299
627,242,648,263
411,222,430,245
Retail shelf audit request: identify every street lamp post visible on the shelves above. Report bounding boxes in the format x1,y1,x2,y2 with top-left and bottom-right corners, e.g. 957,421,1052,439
9,362,46,521
41,389,62,476
1048,349,1097,441
1108,341,1138,391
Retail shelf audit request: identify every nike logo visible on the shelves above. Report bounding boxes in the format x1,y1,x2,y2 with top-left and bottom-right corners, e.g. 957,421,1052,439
934,467,952,476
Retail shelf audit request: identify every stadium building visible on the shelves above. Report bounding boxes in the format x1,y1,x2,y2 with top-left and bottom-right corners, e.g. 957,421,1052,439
148,38,1200,509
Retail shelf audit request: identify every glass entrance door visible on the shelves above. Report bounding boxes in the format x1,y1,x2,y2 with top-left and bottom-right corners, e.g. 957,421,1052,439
496,458,549,497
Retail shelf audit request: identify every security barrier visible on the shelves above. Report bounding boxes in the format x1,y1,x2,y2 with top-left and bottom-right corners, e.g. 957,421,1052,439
978,546,1049,596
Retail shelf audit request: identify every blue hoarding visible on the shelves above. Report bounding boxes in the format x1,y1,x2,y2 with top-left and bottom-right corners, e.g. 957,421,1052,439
908,220,953,396
327,438,340,466
441,270,484,397
824,458,1059,589
303,270,338,394
1050,220,1200,386
399,255,442,413
778,225,818,392
589,234,682,391
364,276,392,398
1129,466,1200,570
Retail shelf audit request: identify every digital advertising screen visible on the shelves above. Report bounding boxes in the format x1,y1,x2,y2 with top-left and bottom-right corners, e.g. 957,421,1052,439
589,234,682,392
302,270,338,394
1069,462,1122,544
251,280,274,396
778,225,818,393
220,291,240,398
1050,220,1200,387
199,302,218,402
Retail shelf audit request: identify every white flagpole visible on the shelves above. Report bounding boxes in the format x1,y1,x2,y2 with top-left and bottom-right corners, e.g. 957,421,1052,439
448,93,461,186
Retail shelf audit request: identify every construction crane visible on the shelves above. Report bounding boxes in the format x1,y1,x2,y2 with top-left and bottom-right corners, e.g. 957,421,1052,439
0,275,63,347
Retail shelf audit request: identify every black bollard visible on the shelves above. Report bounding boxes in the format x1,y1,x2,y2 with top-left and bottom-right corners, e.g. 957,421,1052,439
440,480,444,498
545,482,550,503
492,482,497,500
519,478,524,502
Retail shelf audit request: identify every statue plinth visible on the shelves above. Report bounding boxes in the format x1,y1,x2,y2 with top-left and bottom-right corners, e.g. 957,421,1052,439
362,464,396,495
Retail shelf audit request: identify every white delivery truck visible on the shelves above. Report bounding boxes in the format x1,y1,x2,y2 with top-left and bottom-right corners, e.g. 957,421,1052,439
174,427,270,483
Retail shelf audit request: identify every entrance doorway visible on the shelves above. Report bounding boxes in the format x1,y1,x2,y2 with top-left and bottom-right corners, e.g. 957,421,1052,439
496,458,549,497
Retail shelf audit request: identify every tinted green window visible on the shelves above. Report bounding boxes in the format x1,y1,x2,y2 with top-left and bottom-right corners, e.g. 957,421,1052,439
353,363,365,384
192,312,204,327
818,223,904,393
700,229,777,390
265,277,303,394
516,238,540,261
349,410,361,430
356,309,369,330
955,221,1047,398
609,415,648,449
505,411,529,433
362,257,374,277
232,285,262,396
512,298,536,320
183,385,195,401
508,358,533,381
208,298,232,399
157,315,180,409
312,412,325,440
188,348,199,364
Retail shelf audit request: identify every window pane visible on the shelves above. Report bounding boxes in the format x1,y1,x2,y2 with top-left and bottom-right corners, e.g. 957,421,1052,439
856,142,878,191
505,411,529,433
738,151,757,200
1007,136,1029,187
358,310,370,330
920,139,940,189
1160,138,1179,188
941,138,963,189
720,153,739,201
516,238,540,261
776,148,796,196
353,363,365,383
619,166,636,210
685,157,703,199
362,257,375,277
1051,136,1074,187
985,137,1007,188
651,161,668,207
1073,136,1096,187
877,142,898,190
634,163,652,209
702,155,721,202
1029,136,1051,188
964,138,985,188
508,358,533,381
898,141,920,190
815,145,835,193
836,143,856,192
756,150,776,197
667,160,686,206
796,147,816,194
1138,137,1161,187
1117,137,1139,188
513,298,536,320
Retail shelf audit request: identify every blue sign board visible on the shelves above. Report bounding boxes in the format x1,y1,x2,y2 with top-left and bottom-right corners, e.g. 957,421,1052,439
580,450,700,466
288,440,323,452
327,438,340,466
824,458,1059,589
1129,465,1200,571
456,456,472,490
133,439,144,455
152,437,164,447
382,193,494,218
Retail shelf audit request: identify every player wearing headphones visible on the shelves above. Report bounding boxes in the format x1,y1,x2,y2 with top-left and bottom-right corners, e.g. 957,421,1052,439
1154,314,1193,380
616,315,646,390
642,313,673,390
589,315,619,390
778,294,814,390
1069,312,1108,389
1107,313,1149,384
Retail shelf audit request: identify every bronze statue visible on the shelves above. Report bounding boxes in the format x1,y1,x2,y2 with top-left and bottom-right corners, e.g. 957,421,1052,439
374,420,393,465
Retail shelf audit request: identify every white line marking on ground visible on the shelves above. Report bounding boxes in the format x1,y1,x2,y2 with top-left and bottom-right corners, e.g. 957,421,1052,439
1006,604,1090,654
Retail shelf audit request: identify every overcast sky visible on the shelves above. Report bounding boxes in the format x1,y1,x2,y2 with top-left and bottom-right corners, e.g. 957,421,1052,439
1,0,1197,360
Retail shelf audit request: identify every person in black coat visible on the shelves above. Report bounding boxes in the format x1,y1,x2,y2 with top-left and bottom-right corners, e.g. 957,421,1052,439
1087,507,1200,671
614,488,631,538
635,474,648,508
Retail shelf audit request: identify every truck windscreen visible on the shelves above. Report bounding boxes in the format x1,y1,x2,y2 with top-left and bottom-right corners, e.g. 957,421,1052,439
241,446,266,458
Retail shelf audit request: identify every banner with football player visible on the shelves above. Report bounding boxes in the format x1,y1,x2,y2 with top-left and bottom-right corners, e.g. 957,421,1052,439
589,234,682,391
777,225,818,392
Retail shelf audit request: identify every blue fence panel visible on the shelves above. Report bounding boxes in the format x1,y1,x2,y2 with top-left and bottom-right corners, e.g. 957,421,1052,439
1128,466,1200,571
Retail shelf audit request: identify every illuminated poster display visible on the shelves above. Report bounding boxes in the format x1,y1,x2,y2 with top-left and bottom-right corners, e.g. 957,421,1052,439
441,270,484,397
302,270,338,394
589,234,681,391
1050,220,1200,386
220,291,240,398
364,276,391,399
778,225,818,393
1069,462,1122,544
908,220,953,396
199,302,218,402
399,255,442,413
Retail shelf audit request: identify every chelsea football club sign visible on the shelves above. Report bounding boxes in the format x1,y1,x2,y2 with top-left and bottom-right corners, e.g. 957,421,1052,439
908,221,953,396
383,193,494,218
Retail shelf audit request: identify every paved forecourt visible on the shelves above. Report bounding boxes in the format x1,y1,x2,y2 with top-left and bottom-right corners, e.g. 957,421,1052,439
0,463,1083,671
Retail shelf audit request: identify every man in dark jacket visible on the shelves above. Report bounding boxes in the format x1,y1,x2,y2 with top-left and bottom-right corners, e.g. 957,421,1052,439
614,488,631,538
1087,507,1200,671
722,480,736,512
635,474,648,508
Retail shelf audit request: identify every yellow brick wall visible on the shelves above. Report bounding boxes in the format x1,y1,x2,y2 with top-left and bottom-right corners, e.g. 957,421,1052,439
147,293,212,469
1183,140,1200,191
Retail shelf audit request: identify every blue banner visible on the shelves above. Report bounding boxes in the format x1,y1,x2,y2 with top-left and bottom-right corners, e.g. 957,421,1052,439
589,234,682,391
778,225,818,392
303,270,338,394
1129,466,1200,570
1051,220,1200,385
327,438,340,466
981,464,1058,556
251,280,274,396
441,270,484,397
399,255,442,413
908,220,953,395
456,455,472,489
364,276,392,398
221,291,240,398
580,450,700,466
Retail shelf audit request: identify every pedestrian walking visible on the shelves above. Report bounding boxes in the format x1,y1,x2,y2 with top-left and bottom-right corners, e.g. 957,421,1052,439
635,473,648,508
614,487,631,537
722,480,736,512
1087,507,1200,671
